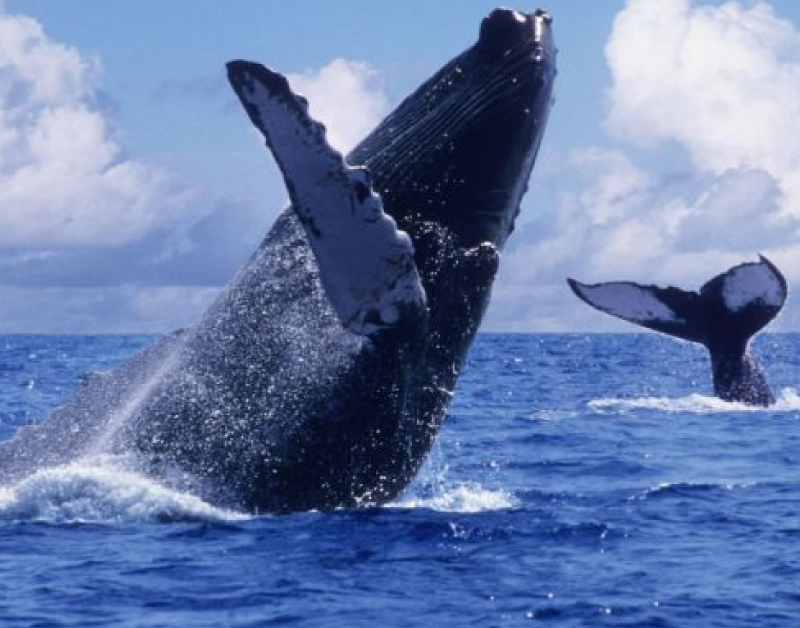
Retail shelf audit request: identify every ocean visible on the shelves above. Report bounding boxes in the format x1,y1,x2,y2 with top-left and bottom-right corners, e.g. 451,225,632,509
1,333,799,627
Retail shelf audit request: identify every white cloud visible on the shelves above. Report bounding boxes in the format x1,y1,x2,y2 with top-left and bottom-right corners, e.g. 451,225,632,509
604,0,800,273
488,0,800,331
128,286,220,330
0,11,386,269
0,6,395,331
0,8,194,248
0,8,393,332
489,148,799,331
606,0,800,203
287,58,389,154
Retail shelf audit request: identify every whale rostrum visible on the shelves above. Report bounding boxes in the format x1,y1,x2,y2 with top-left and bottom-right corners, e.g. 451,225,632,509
568,256,787,406
0,9,557,512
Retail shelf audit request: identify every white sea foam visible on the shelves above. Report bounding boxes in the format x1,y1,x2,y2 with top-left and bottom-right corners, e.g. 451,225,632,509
528,409,579,421
393,482,515,513
0,455,247,524
0,448,514,521
589,388,800,415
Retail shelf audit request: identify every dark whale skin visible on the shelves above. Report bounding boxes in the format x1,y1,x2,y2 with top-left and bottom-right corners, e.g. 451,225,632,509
0,9,557,513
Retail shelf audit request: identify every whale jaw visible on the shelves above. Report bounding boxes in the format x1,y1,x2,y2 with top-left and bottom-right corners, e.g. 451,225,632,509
349,9,557,251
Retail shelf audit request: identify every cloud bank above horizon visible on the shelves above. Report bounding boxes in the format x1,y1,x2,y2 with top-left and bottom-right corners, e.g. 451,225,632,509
3,0,800,334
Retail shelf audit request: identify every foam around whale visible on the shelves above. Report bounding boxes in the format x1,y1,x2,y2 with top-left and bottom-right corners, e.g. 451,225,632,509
0,455,247,523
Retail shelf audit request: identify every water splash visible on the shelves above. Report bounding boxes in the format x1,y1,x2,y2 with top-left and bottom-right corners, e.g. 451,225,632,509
0,455,247,524
393,482,516,513
88,347,181,455
389,440,515,513
588,387,800,415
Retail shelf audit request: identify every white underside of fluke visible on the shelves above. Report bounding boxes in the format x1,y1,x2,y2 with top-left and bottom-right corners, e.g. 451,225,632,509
572,282,682,324
722,262,785,312
230,63,426,336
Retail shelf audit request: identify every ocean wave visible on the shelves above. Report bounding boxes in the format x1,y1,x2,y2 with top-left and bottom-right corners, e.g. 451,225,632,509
629,480,755,501
0,456,248,524
393,482,516,513
588,387,800,415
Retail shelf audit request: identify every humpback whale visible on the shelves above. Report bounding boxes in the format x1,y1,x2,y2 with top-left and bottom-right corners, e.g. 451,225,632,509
568,256,787,406
0,9,556,512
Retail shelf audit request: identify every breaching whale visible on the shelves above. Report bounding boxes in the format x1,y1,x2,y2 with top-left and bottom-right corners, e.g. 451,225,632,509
568,256,787,406
0,9,557,512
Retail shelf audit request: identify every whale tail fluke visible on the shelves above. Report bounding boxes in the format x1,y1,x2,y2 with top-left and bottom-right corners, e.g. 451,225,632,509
567,255,787,347
568,256,787,405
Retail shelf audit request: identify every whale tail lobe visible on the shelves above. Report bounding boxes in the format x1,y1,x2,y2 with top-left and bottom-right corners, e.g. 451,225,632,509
566,277,707,343
567,256,787,405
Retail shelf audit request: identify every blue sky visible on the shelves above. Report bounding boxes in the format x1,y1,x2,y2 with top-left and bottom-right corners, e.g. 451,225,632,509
3,0,800,332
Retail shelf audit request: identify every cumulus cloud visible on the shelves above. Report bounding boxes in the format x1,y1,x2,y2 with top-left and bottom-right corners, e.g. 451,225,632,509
608,1,800,169
493,148,791,300
606,0,800,214
488,0,800,331
287,59,389,153
605,0,800,275
0,8,196,248
0,5,393,331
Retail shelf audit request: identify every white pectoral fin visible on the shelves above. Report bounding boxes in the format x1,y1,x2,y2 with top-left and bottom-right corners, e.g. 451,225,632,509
227,60,426,336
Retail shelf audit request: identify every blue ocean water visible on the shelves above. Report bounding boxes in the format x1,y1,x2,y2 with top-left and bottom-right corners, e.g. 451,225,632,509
1,333,800,627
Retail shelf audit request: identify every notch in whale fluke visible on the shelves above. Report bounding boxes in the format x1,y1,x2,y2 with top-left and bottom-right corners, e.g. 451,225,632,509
567,256,788,405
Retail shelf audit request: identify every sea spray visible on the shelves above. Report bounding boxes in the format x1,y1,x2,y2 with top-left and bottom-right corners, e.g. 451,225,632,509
0,454,247,523
88,347,182,455
394,443,515,513
393,482,515,513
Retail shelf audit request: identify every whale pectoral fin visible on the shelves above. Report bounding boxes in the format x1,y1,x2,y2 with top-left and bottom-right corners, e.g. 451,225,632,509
226,60,426,336
700,254,787,338
567,278,706,343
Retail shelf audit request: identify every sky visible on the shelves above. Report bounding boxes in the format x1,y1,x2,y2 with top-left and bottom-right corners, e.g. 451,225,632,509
4,0,800,333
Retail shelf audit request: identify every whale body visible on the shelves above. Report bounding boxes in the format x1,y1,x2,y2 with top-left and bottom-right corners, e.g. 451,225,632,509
568,256,787,406
0,9,557,512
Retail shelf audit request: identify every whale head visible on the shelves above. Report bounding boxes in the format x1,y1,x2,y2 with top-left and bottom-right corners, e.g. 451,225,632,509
349,8,556,250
